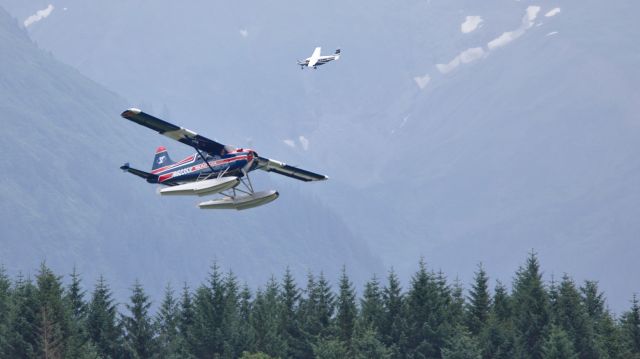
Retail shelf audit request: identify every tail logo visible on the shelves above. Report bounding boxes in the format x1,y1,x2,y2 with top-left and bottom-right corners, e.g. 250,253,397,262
157,155,166,164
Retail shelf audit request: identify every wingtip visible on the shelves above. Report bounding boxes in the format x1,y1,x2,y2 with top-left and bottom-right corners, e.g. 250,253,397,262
121,108,142,118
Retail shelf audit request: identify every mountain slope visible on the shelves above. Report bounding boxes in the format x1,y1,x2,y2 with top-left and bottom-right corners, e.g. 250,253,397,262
0,6,381,301
2,0,639,310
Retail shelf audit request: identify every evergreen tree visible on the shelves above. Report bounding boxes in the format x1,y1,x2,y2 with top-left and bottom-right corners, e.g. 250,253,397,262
122,280,155,359
155,283,181,358
315,272,336,336
279,268,303,358
8,274,39,359
580,281,622,359
466,264,491,336
190,263,227,357
381,269,406,358
579,279,612,357
238,283,257,355
86,275,122,359
351,325,391,359
547,277,559,323
439,271,463,334
580,281,605,321
479,281,514,359
35,263,69,359
239,352,277,359
335,267,357,351
191,283,216,357
512,252,550,359
64,267,96,358
221,270,242,358
299,271,335,356
450,276,466,329
360,274,384,332
312,337,348,359
251,278,286,358
595,311,621,359
0,265,11,357
177,283,196,358
405,259,453,359
301,273,335,343
620,294,640,358
492,281,511,322
442,326,481,359
67,267,88,320
541,325,578,359
554,274,598,359
481,317,514,359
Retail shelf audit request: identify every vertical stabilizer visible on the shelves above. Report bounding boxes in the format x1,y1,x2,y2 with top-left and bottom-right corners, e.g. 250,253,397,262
152,146,174,171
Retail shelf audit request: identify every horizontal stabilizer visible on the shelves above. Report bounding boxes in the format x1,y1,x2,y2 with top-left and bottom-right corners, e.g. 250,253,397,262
120,163,158,183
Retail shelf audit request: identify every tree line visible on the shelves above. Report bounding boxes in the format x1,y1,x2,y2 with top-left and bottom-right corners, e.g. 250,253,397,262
0,253,638,359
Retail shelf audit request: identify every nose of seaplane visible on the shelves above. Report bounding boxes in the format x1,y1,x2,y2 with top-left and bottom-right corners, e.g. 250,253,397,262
242,149,258,173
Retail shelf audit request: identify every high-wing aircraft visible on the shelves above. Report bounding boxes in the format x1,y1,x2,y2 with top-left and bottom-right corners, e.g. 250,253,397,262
298,47,341,69
120,108,327,210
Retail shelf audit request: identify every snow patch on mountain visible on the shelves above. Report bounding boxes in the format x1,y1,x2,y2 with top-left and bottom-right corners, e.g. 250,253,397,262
545,8,561,17
414,74,431,89
283,139,295,148
461,16,483,33
488,6,540,50
24,4,53,27
239,29,249,38
391,116,410,135
437,47,485,74
299,136,309,151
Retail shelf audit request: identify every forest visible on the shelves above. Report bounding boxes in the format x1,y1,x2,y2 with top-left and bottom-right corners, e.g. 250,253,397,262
0,253,638,359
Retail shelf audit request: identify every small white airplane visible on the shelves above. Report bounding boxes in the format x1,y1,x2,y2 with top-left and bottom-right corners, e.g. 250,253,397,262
298,47,341,69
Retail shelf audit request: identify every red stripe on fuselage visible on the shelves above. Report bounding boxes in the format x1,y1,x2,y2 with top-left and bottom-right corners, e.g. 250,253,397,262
158,155,249,183
158,173,174,182
151,155,197,174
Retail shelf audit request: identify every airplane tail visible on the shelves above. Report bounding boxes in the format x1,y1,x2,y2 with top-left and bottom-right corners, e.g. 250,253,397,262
121,163,158,183
151,146,175,171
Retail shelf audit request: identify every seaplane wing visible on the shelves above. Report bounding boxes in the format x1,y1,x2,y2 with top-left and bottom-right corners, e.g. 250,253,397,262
307,47,322,67
121,108,234,156
256,157,328,182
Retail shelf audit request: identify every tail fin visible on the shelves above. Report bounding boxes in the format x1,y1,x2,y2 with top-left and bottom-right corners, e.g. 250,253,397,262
152,146,175,171
334,49,341,55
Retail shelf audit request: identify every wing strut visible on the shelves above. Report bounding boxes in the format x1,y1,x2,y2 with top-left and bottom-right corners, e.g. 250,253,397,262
193,146,216,173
